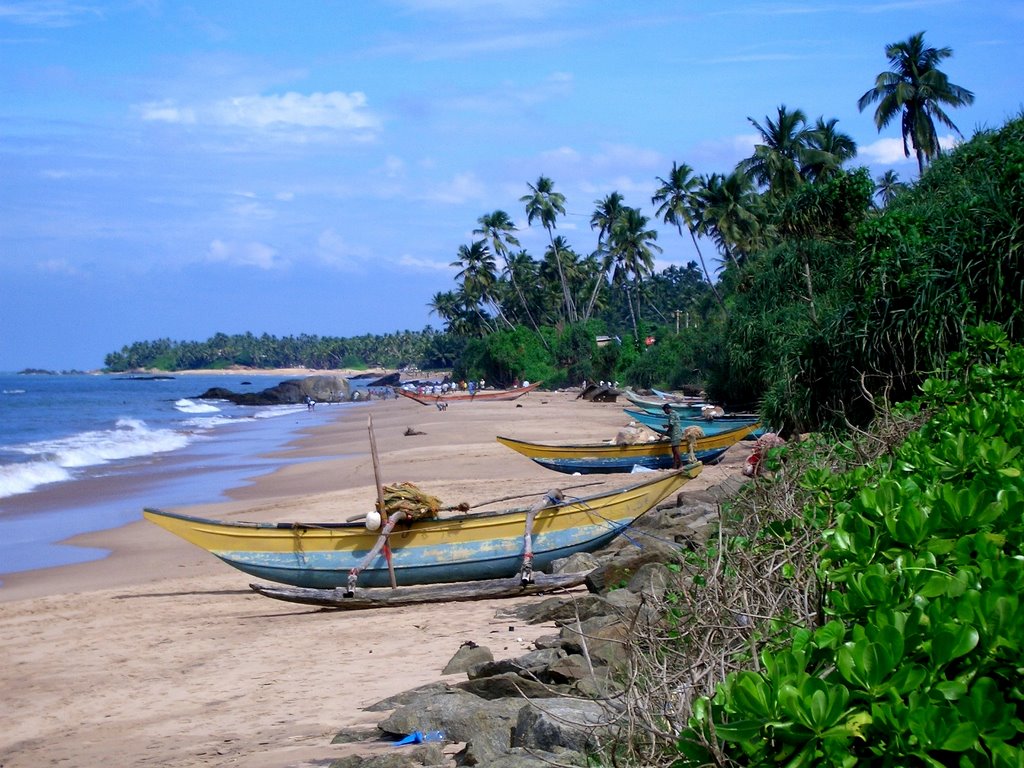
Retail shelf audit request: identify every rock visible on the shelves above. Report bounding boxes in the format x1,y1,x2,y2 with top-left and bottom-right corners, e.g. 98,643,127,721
198,375,348,405
443,642,494,675
532,633,563,650
601,587,644,614
467,648,565,680
626,562,672,598
329,751,428,768
364,681,453,712
585,549,677,593
499,594,606,625
330,726,380,745
558,615,629,670
457,671,565,700
379,689,525,761
512,699,612,753
545,654,590,684
549,552,600,574
464,748,587,767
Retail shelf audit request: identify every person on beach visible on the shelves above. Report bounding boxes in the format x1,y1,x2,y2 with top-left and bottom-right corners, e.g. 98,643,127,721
662,403,683,469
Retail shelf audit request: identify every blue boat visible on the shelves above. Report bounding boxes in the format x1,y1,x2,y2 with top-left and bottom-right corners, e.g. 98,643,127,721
530,447,729,474
497,421,758,475
623,408,762,437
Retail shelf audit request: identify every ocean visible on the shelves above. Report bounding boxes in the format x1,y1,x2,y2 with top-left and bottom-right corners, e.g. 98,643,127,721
0,372,354,581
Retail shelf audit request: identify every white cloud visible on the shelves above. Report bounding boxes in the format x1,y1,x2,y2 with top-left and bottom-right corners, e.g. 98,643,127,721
858,133,962,165
315,229,372,271
137,91,380,139
36,257,83,276
205,239,284,270
382,155,406,178
422,172,485,204
397,254,457,273
137,100,197,124
0,1,99,27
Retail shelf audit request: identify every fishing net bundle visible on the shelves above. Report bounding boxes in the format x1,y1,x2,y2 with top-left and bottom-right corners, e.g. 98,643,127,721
381,482,445,521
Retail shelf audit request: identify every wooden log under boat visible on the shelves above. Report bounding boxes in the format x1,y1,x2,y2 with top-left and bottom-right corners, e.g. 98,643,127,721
249,570,587,609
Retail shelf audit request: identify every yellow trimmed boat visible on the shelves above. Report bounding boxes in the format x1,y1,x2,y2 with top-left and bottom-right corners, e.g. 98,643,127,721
496,421,758,474
144,466,700,590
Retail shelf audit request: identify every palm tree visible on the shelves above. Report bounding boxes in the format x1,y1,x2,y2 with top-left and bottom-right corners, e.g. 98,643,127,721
651,162,726,311
875,169,907,207
858,31,974,175
607,206,661,342
738,105,812,198
582,192,625,321
802,117,858,182
473,210,542,337
695,171,761,270
521,176,576,322
450,240,502,332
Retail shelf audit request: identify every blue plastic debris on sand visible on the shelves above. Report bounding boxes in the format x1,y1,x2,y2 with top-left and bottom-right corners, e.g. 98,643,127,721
393,729,445,746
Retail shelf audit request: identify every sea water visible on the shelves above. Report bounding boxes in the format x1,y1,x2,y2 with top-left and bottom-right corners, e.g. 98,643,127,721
0,372,356,580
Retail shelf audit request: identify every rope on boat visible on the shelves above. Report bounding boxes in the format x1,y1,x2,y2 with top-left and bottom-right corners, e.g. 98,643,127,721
520,490,563,585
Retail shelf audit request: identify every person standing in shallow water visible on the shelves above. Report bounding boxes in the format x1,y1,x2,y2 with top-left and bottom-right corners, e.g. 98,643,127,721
663,403,682,469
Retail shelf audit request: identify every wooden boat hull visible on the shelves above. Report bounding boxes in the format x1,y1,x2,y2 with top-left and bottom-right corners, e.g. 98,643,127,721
249,571,587,610
624,391,708,414
531,448,728,474
397,381,541,406
623,408,763,437
496,422,758,475
143,468,698,589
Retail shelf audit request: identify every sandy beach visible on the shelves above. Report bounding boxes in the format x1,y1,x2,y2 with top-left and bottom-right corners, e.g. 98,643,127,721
0,390,749,767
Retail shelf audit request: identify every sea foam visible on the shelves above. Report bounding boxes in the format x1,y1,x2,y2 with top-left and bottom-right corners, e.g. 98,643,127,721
174,398,221,414
0,418,192,499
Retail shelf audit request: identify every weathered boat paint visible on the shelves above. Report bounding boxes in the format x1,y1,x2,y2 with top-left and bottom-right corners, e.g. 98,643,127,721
396,381,542,406
622,408,763,437
496,421,757,475
144,467,698,589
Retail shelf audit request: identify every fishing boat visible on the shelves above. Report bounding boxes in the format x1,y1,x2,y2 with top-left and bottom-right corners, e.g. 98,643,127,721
623,408,763,437
496,421,758,474
624,390,708,414
397,380,542,406
143,468,699,590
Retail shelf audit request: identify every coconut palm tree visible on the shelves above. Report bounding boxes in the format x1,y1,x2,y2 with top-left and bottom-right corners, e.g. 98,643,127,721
695,171,761,270
607,206,661,342
738,105,812,199
521,176,577,322
875,169,907,208
581,192,625,321
651,162,726,311
473,210,542,336
450,240,502,332
858,31,974,175
801,117,858,182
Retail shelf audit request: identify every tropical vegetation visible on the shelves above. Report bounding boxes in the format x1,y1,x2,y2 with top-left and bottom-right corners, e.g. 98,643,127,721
649,324,1024,767
105,33,1018,443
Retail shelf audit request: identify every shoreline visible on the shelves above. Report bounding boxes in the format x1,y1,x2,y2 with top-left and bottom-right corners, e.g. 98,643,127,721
0,391,752,767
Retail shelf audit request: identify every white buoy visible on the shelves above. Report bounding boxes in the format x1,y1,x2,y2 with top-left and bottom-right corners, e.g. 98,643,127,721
365,509,382,531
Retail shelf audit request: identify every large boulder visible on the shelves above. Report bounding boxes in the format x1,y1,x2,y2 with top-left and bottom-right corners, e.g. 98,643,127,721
198,375,348,405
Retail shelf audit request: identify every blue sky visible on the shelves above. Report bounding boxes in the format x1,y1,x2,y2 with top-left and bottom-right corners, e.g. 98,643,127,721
2,1,1021,370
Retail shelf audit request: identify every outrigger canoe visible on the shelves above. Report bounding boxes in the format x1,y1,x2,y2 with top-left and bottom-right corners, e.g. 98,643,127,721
623,408,763,437
143,467,699,590
496,422,758,474
397,381,542,406
624,390,710,414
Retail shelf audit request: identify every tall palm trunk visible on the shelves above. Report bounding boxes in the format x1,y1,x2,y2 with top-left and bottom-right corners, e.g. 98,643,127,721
548,228,577,323
679,223,726,312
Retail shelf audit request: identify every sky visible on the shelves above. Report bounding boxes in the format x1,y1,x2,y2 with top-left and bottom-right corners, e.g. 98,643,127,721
2,1,1022,371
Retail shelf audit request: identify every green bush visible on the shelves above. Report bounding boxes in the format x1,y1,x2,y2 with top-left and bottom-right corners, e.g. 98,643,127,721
677,325,1024,766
